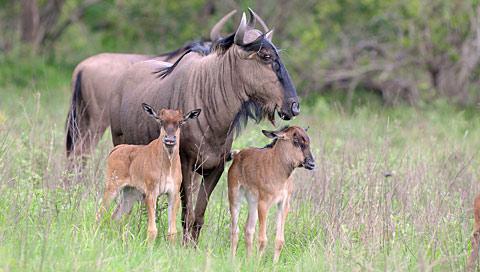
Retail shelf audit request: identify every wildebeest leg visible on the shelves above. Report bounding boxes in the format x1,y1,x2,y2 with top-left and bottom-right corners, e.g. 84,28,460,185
257,200,269,257
273,197,289,263
191,164,225,243
180,156,197,244
228,183,241,256
245,196,258,258
145,191,158,242
167,187,180,243
111,187,144,221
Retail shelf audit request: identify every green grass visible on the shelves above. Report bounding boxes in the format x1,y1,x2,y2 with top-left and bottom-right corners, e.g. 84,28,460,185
0,61,479,271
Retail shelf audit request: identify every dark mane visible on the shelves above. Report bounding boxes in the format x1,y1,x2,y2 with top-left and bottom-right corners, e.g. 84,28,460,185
212,33,235,54
157,40,212,61
154,42,211,78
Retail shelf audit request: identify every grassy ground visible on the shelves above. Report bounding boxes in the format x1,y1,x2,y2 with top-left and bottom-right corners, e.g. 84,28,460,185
0,61,479,271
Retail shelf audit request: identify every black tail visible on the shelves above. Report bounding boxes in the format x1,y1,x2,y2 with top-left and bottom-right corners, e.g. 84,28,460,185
65,71,83,157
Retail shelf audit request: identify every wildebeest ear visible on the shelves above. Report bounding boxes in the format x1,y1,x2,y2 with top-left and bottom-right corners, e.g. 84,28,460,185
182,109,201,124
304,126,310,132
262,129,286,139
142,103,159,120
265,29,274,41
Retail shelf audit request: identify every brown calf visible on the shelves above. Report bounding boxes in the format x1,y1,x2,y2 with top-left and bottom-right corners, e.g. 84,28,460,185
467,194,480,270
96,104,201,242
227,126,315,262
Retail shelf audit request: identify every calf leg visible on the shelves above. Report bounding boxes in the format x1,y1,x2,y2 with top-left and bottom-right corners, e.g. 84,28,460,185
145,192,158,242
273,198,289,263
257,201,269,257
96,180,121,221
167,188,180,243
245,198,258,258
192,164,225,243
111,187,144,221
228,184,241,256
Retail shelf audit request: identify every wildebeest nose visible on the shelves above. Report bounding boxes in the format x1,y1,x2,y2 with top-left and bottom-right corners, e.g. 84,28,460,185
291,102,300,116
163,136,176,146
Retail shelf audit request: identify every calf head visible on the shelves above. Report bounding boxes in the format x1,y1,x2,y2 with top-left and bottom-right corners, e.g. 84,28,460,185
262,126,315,170
142,103,201,155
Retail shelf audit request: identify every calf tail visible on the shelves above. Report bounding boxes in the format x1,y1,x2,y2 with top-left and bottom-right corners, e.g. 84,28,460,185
65,71,84,157
226,150,239,162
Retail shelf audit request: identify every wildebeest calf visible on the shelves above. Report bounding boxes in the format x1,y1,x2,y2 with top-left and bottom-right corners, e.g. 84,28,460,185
96,104,201,242
227,126,315,262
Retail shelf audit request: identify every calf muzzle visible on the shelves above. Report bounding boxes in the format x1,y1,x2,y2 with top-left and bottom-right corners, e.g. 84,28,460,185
162,135,177,147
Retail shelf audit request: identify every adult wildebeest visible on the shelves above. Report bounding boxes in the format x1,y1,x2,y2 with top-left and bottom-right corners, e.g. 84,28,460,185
109,9,300,243
65,10,240,159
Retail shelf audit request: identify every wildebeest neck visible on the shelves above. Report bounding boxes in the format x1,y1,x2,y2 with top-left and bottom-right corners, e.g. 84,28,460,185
166,51,250,138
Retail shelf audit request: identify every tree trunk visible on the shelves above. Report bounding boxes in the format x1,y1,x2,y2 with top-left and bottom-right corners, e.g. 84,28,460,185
20,0,40,44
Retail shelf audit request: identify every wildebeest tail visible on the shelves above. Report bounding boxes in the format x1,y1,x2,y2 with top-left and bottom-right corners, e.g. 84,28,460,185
226,150,239,162
65,71,84,157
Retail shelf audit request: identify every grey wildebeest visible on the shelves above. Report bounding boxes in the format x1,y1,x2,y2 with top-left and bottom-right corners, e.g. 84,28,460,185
227,126,315,262
109,10,300,243
96,104,201,242
65,10,240,159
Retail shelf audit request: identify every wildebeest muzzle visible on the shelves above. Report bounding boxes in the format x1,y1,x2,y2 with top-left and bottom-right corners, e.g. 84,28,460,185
162,135,177,148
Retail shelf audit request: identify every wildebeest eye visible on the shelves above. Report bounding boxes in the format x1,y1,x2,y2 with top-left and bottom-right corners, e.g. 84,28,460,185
258,52,272,63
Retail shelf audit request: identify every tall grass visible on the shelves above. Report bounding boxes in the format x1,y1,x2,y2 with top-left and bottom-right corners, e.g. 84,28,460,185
0,67,479,271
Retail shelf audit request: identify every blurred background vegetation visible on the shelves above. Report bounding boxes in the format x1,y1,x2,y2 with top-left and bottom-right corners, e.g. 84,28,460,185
1,0,480,108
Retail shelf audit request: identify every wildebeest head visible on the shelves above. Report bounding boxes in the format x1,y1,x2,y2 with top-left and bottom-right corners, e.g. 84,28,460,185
227,9,300,124
262,126,315,170
142,103,201,154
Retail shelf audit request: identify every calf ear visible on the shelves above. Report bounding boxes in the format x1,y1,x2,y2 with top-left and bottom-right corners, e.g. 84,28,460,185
142,103,159,120
182,109,201,123
262,129,287,139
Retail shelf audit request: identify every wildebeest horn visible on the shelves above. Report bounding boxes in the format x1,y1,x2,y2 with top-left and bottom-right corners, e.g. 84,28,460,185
247,8,256,29
248,8,269,32
234,12,247,46
209,10,237,42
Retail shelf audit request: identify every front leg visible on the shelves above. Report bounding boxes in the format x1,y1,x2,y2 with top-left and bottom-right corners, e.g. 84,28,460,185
192,164,225,243
274,197,290,263
167,185,181,243
257,200,269,257
145,192,158,243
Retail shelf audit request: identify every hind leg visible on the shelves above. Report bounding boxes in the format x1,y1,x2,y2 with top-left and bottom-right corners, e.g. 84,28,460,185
228,184,241,256
111,187,144,221
96,183,120,221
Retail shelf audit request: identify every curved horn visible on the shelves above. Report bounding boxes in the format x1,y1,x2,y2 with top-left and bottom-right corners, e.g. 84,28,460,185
247,8,256,29
248,8,269,32
234,12,247,46
209,9,237,41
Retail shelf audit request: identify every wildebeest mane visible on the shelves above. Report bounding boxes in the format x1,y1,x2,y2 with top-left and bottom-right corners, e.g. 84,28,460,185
154,43,211,79
157,40,211,61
